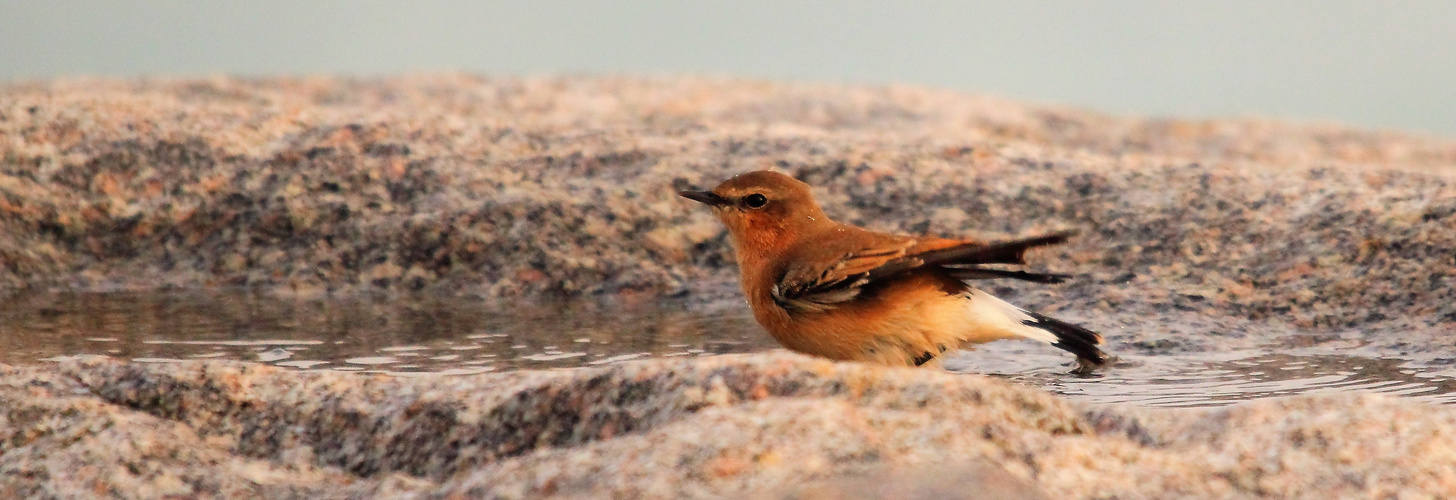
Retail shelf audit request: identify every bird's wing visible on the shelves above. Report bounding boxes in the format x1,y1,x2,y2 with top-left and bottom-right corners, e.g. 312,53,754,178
773,229,1076,312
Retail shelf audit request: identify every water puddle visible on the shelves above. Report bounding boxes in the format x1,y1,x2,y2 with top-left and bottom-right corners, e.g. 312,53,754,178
952,344,1456,407
3,291,1453,407
0,291,776,374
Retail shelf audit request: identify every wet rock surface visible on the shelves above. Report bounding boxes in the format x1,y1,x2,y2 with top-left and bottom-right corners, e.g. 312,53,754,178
4,354,1455,499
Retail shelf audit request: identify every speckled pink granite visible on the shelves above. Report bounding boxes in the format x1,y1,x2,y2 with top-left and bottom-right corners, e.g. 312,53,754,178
3,354,1455,498
3,75,1456,499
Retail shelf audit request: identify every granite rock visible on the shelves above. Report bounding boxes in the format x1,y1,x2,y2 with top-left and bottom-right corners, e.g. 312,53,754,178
2,77,1453,321
3,76,1455,353
4,75,1456,499
3,354,1455,498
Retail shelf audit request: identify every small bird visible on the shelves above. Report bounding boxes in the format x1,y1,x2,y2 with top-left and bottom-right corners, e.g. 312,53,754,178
680,170,1107,371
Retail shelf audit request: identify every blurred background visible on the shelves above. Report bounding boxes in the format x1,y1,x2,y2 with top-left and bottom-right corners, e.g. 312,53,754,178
2,1,1453,135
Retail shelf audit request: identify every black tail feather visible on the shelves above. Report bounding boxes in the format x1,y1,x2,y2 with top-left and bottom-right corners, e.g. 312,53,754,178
1021,311,1107,368
942,267,1071,284
909,230,1077,268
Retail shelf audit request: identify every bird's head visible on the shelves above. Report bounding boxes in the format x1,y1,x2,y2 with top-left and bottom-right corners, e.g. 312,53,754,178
679,170,831,253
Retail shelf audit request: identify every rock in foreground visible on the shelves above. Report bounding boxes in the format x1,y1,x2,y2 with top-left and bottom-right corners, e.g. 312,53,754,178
2,354,1454,499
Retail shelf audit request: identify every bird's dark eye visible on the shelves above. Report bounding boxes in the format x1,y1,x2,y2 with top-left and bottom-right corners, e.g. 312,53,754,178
744,193,768,209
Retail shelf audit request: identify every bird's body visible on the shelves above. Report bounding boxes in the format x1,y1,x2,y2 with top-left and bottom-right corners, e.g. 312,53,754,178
681,171,1107,370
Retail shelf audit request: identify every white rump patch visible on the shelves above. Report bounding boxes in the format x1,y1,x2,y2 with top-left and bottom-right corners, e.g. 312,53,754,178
965,289,1058,344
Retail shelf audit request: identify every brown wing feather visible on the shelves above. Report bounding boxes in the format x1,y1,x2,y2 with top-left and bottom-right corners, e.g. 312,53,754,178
891,230,1076,270
775,236,916,311
774,229,1077,312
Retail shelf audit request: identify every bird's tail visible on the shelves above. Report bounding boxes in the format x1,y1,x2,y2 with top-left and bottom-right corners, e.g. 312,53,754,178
1019,310,1107,370
967,290,1108,369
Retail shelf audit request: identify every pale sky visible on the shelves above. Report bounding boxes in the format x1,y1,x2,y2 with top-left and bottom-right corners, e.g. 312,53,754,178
2,1,1453,136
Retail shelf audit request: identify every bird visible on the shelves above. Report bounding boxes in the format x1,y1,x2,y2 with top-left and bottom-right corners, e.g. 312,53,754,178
679,170,1107,371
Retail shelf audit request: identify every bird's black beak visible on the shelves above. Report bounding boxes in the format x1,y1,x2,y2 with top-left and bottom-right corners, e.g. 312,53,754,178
679,190,729,207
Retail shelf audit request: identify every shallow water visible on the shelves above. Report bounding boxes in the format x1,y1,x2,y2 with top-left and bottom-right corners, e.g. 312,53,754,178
3,291,1453,407
954,344,1456,407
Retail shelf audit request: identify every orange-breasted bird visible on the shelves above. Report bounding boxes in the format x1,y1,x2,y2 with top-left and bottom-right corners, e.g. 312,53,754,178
680,170,1107,370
